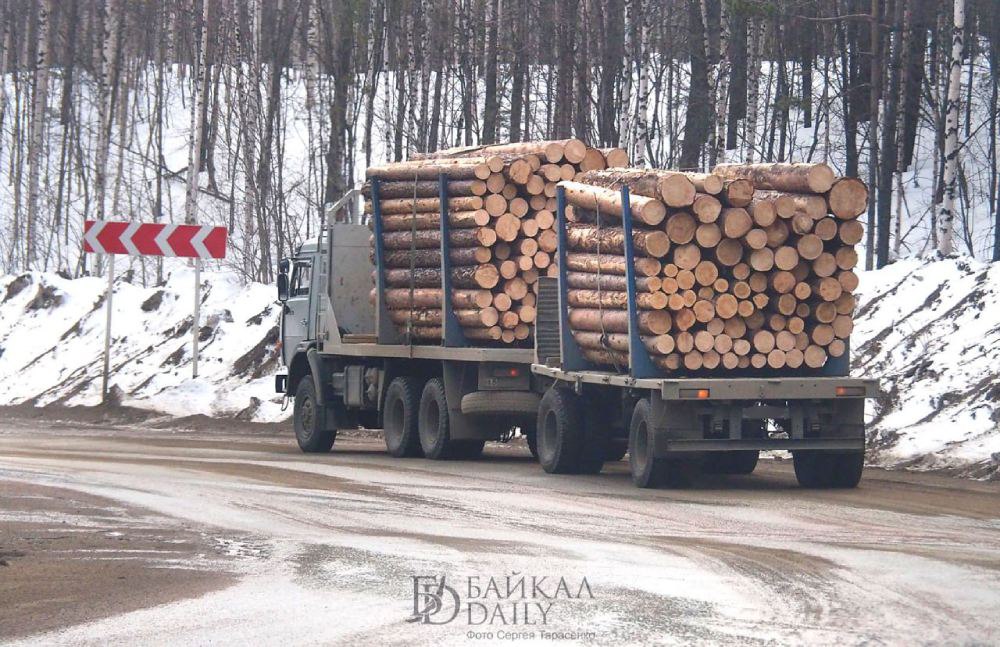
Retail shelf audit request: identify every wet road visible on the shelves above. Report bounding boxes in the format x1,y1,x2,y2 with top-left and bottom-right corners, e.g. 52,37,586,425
1,411,998,645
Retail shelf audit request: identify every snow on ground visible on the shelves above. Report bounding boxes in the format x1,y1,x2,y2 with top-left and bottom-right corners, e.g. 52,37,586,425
0,265,285,422
2,256,999,475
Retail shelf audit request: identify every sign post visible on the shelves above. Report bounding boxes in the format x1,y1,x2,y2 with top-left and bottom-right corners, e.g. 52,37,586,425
84,220,227,395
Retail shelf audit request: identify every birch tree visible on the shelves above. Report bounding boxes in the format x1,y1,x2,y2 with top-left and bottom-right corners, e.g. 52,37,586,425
25,0,51,268
937,0,964,255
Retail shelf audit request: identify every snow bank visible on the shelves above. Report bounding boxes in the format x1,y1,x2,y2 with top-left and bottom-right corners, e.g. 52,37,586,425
2,257,999,475
853,256,1000,477
0,268,286,423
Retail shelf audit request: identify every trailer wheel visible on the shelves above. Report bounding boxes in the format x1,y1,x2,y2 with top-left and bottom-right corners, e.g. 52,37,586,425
795,451,863,488
536,387,584,474
384,377,423,458
520,422,538,460
294,376,336,453
418,378,468,460
604,438,629,462
629,399,699,488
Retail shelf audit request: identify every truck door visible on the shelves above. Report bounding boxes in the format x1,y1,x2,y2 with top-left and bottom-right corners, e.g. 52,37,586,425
281,258,313,365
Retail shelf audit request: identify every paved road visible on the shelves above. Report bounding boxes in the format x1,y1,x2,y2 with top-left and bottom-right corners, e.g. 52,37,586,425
1,410,998,645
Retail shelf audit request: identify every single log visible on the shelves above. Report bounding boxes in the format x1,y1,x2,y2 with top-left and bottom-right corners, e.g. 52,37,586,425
774,246,800,271
754,190,827,219
568,289,669,310
693,330,714,352
814,277,844,302
566,224,672,257
565,252,661,276
764,220,790,247
753,329,776,353
572,331,674,356
713,162,836,194
493,293,513,311
380,227,497,250
720,208,753,238
666,212,697,244
693,300,716,323
561,180,668,225
733,338,752,356
602,148,631,167
377,210,490,231
568,308,672,335
696,223,723,248
494,213,521,241
835,292,857,315
722,352,740,369
796,234,824,260
744,228,768,250
748,199,778,227
387,307,499,327
835,246,859,270
812,253,838,278
486,173,507,193
673,244,702,270
565,271,662,292
811,324,835,346
794,282,813,300
505,277,529,300
719,179,755,207
694,260,719,286
580,148,607,172
814,217,839,241
791,213,814,235
839,220,865,245
684,351,705,370
367,158,492,180
521,218,539,238
837,270,860,292
814,302,837,323
537,229,558,252
382,288,493,309
519,237,539,257
749,247,774,272
776,294,797,315
382,248,491,268
827,177,869,219
766,349,787,369
716,294,739,320
684,172,724,195
577,169,696,208
366,196,483,215
692,194,723,223
364,179,486,199
832,315,854,339
715,239,743,266
775,330,796,352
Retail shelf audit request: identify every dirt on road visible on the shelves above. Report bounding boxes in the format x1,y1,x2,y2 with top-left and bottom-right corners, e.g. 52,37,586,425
1,408,998,645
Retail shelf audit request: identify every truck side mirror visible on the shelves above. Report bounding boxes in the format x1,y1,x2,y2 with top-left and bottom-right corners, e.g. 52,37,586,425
277,272,289,302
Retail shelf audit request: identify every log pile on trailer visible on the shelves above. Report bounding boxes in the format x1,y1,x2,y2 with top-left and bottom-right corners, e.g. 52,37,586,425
364,139,628,345
560,162,867,372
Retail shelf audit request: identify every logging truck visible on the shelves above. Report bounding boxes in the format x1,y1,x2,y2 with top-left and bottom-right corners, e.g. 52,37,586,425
274,180,877,489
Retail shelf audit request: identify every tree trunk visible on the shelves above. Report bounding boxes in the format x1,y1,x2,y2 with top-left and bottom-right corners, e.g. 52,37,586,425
938,0,964,255
680,0,710,169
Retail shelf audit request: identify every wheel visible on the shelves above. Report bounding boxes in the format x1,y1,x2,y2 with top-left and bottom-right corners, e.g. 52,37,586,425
604,438,629,462
418,378,469,460
535,387,584,474
628,398,699,488
794,451,863,488
829,451,864,488
383,377,422,457
628,398,664,487
520,422,539,460
704,450,759,475
294,376,336,453
451,440,486,459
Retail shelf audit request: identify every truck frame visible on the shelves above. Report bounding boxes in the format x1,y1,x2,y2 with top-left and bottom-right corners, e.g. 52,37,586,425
275,179,877,488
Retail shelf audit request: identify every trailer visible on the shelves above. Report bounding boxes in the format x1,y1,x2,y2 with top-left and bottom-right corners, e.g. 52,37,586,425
274,179,877,488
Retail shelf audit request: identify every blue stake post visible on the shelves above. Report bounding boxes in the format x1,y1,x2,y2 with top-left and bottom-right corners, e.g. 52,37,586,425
371,179,403,344
620,186,659,378
556,186,597,371
438,174,468,347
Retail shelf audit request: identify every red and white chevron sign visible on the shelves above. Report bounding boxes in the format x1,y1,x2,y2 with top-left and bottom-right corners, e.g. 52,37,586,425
83,220,227,259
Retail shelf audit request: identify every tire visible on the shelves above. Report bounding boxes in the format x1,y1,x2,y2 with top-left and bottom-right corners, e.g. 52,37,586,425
520,421,539,460
419,378,467,460
829,451,864,488
629,398,699,488
461,391,540,416
535,387,584,474
383,377,422,457
294,376,336,453
794,451,862,488
628,398,664,488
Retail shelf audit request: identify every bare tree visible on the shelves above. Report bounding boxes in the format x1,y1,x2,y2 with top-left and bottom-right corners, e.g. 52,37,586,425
937,0,964,255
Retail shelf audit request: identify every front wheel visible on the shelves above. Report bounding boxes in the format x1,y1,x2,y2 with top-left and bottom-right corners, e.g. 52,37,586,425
294,376,336,453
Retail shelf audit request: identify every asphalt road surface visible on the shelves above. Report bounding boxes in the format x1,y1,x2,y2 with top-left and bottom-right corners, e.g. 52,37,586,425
1,408,998,645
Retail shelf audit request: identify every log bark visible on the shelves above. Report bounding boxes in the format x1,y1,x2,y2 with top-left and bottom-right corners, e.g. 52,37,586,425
826,177,869,219
568,308,672,334
713,162,836,193
561,181,667,225
565,271,662,292
565,224,672,257
565,252,661,276
377,210,490,231
577,169,696,208
381,227,497,249
366,158,492,180
567,289,669,310
381,288,493,309
366,195,484,215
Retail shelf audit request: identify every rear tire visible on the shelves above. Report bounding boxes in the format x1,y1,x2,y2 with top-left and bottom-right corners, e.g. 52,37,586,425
536,387,584,474
294,376,336,453
383,377,422,457
521,422,539,460
704,450,759,475
604,438,629,462
794,451,863,488
629,398,699,488
419,378,470,460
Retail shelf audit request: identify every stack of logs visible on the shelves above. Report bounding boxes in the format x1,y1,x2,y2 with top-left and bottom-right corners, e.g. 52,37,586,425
560,162,867,372
364,139,629,344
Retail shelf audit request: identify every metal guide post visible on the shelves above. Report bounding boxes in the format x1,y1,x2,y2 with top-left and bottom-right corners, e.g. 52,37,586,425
371,179,403,344
555,186,597,371
439,174,469,347
102,254,115,403
620,186,659,378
